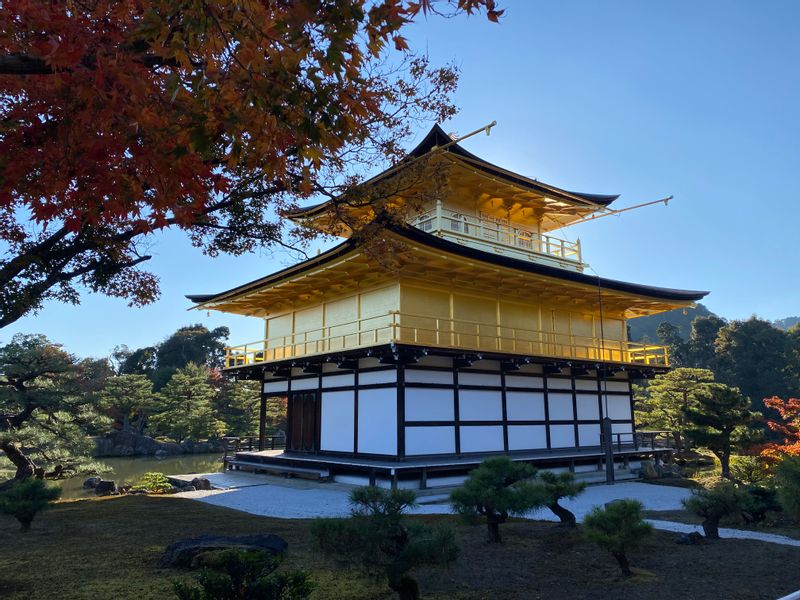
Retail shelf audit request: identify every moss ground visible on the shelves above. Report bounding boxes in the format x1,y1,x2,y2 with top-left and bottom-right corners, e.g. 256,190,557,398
1,495,799,599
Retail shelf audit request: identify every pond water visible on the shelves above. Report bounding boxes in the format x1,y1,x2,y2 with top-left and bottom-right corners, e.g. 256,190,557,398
58,453,225,499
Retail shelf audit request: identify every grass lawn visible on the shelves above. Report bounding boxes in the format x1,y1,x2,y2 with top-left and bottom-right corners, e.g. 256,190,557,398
1,495,799,600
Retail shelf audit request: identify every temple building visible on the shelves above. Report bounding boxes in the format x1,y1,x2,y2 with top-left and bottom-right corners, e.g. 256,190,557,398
188,125,707,487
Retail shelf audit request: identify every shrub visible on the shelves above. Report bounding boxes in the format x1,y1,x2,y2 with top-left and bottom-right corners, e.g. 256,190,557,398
135,472,173,494
583,500,652,577
730,456,771,486
312,486,458,600
775,455,800,522
740,486,781,523
536,471,587,527
0,478,62,531
173,549,312,600
682,481,744,539
450,457,547,542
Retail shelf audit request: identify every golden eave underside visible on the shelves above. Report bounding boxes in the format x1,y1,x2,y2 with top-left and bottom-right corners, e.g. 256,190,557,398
196,235,691,319
293,154,607,237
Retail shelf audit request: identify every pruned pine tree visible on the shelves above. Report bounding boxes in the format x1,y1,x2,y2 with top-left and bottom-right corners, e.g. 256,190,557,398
583,500,652,577
536,471,587,527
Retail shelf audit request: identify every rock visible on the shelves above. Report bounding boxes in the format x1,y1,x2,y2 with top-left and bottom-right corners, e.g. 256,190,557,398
158,535,288,568
640,460,659,479
94,480,118,496
676,532,704,545
83,476,102,489
182,485,196,492
190,477,212,491
154,449,169,459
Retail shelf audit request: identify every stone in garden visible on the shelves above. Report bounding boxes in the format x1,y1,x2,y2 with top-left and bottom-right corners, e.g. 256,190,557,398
158,534,288,568
676,532,704,545
640,460,658,479
83,476,101,489
190,477,212,491
94,480,118,496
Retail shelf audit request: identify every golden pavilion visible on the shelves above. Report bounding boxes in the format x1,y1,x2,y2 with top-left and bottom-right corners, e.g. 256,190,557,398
188,125,707,487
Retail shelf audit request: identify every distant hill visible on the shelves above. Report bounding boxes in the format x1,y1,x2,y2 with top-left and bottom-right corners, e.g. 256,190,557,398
774,316,800,331
628,303,715,342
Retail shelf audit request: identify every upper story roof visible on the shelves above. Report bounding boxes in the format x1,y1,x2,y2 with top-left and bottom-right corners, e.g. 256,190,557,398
285,124,619,229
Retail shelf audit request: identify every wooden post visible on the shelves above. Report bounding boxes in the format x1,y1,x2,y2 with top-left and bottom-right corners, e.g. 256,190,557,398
420,469,428,490
601,417,615,485
258,393,267,451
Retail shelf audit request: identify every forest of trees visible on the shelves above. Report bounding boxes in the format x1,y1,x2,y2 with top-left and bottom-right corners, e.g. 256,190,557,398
0,325,285,485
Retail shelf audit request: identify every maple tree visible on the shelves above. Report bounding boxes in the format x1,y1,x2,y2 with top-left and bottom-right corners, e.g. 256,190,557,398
761,396,800,461
0,0,503,328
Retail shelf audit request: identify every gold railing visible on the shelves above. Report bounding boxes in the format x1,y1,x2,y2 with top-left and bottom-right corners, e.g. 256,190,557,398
410,206,583,267
224,311,668,368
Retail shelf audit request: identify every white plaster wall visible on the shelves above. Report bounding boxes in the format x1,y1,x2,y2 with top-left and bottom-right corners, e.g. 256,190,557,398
547,378,573,390
357,388,397,455
458,372,501,386
320,391,354,452
405,370,454,385
550,424,576,448
578,423,601,446
505,375,543,388
416,356,453,368
612,422,633,435
405,426,455,455
405,388,454,421
506,391,545,421
548,392,574,420
507,425,548,450
264,381,288,394
466,360,501,371
291,377,319,391
321,373,355,388
359,369,397,385
605,396,632,420
576,394,600,420
459,426,504,452
604,381,630,393
458,389,503,421
575,379,598,391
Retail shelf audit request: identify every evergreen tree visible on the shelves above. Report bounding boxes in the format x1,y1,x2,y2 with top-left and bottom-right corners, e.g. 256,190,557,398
313,486,459,600
687,315,726,369
536,471,587,527
685,384,761,478
0,478,61,531
215,379,261,437
450,457,547,542
149,364,225,443
634,368,716,452
583,500,652,577
152,325,230,389
775,455,800,522
682,481,744,539
1,334,111,487
97,374,156,433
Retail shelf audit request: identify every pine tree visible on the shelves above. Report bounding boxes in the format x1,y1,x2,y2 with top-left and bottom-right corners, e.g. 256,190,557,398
149,364,225,443
584,500,652,576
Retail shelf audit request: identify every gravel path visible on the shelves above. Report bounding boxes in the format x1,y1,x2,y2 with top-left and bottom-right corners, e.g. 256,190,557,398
174,473,800,547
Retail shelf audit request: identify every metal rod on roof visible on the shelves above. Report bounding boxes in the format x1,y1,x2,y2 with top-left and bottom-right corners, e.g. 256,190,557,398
566,196,672,227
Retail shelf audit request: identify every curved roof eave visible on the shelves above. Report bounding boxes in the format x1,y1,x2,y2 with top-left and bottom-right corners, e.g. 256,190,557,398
187,222,708,307
285,124,619,220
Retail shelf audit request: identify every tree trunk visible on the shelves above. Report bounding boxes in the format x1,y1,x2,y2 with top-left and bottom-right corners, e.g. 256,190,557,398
612,550,632,577
487,519,502,543
548,501,577,527
0,440,43,490
702,517,720,540
719,443,731,479
387,574,419,600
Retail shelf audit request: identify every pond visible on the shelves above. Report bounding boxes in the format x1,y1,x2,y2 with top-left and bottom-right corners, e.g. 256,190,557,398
57,453,225,499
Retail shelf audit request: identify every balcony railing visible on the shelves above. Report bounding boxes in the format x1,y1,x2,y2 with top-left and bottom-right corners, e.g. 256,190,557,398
224,311,668,368
410,206,583,270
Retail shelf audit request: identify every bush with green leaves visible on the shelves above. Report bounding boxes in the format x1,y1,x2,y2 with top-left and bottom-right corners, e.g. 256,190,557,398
173,549,312,600
0,478,62,531
740,486,781,523
134,472,173,494
729,455,771,486
536,471,587,527
775,455,800,522
312,486,458,600
583,499,653,577
450,457,547,542
682,481,744,539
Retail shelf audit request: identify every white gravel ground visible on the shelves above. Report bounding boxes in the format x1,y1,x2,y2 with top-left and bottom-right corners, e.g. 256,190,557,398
172,473,800,547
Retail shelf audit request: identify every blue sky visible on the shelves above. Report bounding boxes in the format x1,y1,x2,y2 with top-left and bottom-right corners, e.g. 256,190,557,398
4,0,799,358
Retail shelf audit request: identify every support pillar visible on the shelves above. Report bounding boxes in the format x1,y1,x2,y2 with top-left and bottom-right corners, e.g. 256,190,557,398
601,417,615,485
258,393,267,451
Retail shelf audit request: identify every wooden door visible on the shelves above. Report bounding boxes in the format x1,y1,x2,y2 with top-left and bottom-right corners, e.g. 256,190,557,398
288,391,319,452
